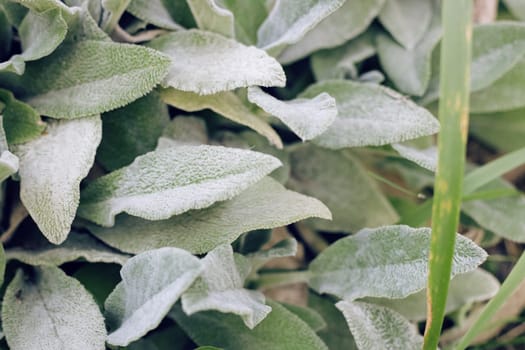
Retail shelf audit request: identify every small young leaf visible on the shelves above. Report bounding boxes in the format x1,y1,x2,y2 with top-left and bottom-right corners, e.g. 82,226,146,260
187,0,234,38
309,225,487,300
392,143,438,171
171,300,328,350
105,247,203,346
247,86,337,141
246,237,298,271
182,244,271,329
256,0,346,57
126,0,195,30
79,145,281,226
149,30,285,95
161,88,283,148
336,301,423,350
300,80,440,148
87,177,331,254
13,115,101,244
2,266,106,350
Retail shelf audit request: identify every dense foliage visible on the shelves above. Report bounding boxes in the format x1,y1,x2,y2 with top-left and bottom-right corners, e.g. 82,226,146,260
0,0,524,349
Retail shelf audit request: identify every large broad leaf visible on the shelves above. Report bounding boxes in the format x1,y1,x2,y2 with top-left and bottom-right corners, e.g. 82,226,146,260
309,225,487,300
182,244,271,329
256,0,345,57
78,145,281,226
336,301,423,350
171,300,328,350
470,109,525,152
366,269,500,322
5,231,129,266
247,86,337,141
392,143,438,171
300,80,440,148
149,30,285,95
126,0,195,29
2,266,106,350
87,177,330,254
13,116,101,244
105,247,203,346
98,91,169,171
287,144,398,233
504,0,525,20
161,88,283,148
278,0,385,64
378,0,433,50
187,0,234,38
219,0,267,45
17,40,170,119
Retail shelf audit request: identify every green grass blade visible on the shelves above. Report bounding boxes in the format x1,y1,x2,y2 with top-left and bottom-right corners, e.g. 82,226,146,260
423,1,473,349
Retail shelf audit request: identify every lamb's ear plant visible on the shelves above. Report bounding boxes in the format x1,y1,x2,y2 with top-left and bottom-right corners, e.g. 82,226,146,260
0,0,524,349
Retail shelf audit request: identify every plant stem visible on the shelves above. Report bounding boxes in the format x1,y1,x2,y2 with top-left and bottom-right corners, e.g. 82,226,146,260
423,1,473,349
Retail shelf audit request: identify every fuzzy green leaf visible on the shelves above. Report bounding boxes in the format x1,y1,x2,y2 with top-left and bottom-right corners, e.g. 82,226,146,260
13,116,101,244
0,116,18,182
392,143,438,171
218,0,267,45
105,247,203,346
157,115,208,149
182,244,271,329
187,0,234,38
300,80,440,148
79,145,281,226
149,30,285,95
309,225,487,300
2,266,106,350
126,0,195,29
171,300,328,350
336,301,423,350
87,177,330,254
281,303,326,332
470,109,525,152
247,86,337,141
504,0,525,20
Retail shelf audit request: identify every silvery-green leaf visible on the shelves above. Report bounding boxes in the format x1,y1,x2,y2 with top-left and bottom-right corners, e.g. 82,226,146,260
392,143,437,171
281,303,326,332
247,86,337,141
157,115,208,149
79,145,281,226
470,109,525,152
87,177,331,254
336,301,423,350
161,88,282,148
171,300,328,350
300,80,440,148
310,31,376,81
278,0,384,64
246,237,297,271
256,0,346,57
462,179,525,242
98,91,169,171
149,30,285,95
504,0,525,20
2,267,106,350
13,116,101,244
309,225,487,300
366,269,500,322
188,0,234,38
219,0,268,45
17,40,170,119
0,88,45,145
378,0,433,49
5,231,129,266
105,247,203,346
288,144,398,233
126,0,195,29
0,7,67,74
182,244,271,329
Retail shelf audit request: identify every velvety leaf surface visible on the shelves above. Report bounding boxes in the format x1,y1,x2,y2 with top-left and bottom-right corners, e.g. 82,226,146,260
18,40,170,119
13,115,101,244
149,30,285,95
157,115,208,149
470,109,525,152
87,177,331,254
504,0,525,20
309,225,487,300
256,0,345,57
278,0,384,64
336,301,423,350
182,244,271,329
126,0,195,29
247,86,337,141
288,144,398,233
98,91,169,171
79,145,281,226
392,143,438,171
219,0,267,45
187,0,234,38
161,88,282,148
171,300,328,350
281,303,326,332
2,266,106,350
367,269,500,322
300,80,440,148
105,248,203,346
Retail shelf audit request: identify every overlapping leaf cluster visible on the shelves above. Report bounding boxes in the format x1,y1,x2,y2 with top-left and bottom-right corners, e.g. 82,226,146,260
0,0,523,349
